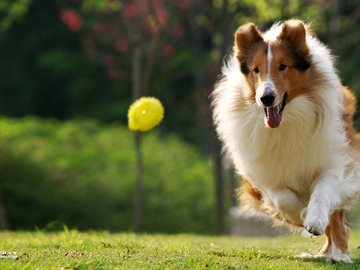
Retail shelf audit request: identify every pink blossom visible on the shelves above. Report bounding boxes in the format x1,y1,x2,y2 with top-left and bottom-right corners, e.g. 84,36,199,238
172,24,185,39
124,3,138,18
163,45,176,57
60,9,83,32
155,8,168,26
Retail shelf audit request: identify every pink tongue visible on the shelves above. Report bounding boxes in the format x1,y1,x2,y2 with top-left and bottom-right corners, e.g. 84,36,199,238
266,106,282,128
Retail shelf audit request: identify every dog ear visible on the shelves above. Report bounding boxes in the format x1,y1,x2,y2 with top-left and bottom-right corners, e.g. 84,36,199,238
278,20,309,56
278,20,310,70
234,23,263,74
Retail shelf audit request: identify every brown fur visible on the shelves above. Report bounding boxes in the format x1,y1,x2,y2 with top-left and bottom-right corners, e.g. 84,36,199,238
277,21,309,57
342,86,360,145
234,23,263,65
234,23,266,103
234,21,321,107
238,177,262,211
320,210,349,256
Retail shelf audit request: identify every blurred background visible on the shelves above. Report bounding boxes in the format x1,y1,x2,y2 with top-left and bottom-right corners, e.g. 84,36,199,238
0,0,359,234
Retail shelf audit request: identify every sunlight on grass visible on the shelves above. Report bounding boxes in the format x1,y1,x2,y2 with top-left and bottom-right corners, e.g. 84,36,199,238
1,231,360,269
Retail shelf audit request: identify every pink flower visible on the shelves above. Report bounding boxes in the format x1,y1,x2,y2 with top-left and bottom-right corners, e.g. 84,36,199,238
155,8,168,26
172,24,185,39
163,45,176,57
124,3,138,18
60,9,83,32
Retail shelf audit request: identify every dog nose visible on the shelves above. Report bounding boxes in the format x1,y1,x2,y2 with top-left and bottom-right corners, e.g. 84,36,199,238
260,91,276,107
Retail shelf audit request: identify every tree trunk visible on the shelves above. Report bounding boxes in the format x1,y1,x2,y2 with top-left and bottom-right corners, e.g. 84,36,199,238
0,191,9,230
132,46,143,233
229,169,238,207
212,0,231,234
213,135,225,234
133,131,143,232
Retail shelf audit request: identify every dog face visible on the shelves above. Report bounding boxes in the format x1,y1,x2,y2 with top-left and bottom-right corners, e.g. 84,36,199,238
234,21,312,128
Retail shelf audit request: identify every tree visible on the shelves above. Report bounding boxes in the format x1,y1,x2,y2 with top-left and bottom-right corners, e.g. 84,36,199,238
79,0,172,232
3,0,358,234
0,0,32,230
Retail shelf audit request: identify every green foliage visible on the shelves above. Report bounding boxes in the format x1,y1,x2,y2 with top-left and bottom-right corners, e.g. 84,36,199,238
0,117,214,233
0,0,130,122
81,0,117,12
238,0,319,25
1,231,360,269
0,0,31,34
0,0,358,145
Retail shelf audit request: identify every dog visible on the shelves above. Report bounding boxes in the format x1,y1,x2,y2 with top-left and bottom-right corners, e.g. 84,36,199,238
211,19,360,263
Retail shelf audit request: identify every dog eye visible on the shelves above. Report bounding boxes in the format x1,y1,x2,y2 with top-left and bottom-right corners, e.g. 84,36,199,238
253,67,259,73
279,64,287,71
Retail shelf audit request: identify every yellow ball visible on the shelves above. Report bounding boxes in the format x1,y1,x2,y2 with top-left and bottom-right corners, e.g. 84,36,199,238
128,97,164,132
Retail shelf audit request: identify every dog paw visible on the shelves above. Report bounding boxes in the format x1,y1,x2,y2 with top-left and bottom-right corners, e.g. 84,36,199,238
323,244,353,264
304,212,328,236
297,252,353,264
326,253,352,264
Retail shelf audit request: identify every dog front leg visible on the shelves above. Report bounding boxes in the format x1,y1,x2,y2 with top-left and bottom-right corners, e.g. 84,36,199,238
267,188,306,225
304,169,344,236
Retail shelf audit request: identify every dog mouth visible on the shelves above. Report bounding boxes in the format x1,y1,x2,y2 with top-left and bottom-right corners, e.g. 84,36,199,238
264,92,288,128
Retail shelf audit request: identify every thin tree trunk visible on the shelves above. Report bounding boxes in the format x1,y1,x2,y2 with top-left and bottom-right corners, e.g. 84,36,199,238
212,0,231,234
132,47,142,100
133,131,143,232
213,135,225,234
229,169,238,207
132,46,143,233
0,191,9,230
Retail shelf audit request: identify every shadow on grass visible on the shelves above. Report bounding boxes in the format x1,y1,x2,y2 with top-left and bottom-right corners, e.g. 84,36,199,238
288,254,360,269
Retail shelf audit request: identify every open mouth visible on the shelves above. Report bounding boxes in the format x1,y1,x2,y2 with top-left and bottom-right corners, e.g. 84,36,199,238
264,92,288,128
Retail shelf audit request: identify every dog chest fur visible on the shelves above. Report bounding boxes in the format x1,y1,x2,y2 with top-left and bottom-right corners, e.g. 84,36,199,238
228,94,347,196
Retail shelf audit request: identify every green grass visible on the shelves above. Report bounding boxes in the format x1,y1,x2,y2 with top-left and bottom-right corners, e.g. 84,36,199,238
1,230,360,269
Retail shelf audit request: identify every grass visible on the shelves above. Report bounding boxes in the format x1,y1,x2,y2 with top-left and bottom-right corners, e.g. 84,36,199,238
1,230,360,269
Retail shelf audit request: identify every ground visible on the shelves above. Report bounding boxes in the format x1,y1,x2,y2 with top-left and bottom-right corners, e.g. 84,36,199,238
1,230,360,269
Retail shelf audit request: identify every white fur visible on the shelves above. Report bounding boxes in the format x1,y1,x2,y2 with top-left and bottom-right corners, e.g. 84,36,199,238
255,79,277,108
212,21,360,262
323,243,352,263
298,245,352,264
255,46,281,108
265,188,305,225
267,44,272,73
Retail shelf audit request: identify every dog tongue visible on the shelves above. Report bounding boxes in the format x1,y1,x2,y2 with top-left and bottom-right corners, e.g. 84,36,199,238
266,106,282,128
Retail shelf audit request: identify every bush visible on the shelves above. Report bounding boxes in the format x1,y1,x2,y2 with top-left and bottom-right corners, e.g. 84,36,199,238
0,117,214,233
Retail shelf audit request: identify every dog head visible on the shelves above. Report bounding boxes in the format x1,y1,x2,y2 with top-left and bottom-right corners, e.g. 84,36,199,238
234,20,312,128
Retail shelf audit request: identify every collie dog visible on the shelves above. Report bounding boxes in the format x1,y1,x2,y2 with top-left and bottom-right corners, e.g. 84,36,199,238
212,20,360,263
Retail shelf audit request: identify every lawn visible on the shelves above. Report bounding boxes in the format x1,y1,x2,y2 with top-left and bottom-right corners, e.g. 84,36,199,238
1,229,360,269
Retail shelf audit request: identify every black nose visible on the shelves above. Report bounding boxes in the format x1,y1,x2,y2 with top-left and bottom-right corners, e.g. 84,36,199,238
260,92,276,107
